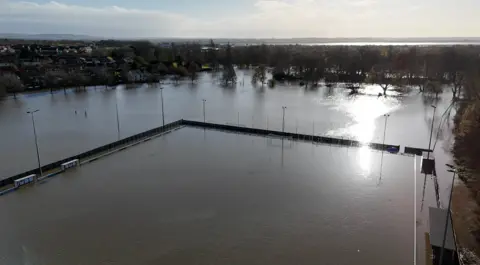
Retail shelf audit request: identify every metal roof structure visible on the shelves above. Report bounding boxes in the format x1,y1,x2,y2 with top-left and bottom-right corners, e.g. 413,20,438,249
429,207,456,251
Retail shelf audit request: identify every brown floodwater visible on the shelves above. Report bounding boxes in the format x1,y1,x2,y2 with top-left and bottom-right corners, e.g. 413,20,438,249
0,127,415,265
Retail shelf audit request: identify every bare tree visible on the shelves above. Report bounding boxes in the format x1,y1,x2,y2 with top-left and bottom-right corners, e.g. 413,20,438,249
252,65,267,86
0,73,24,98
221,44,237,86
367,64,403,95
188,62,200,83
66,72,90,92
45,70,68,93
450,72,465,100
222,65,237,86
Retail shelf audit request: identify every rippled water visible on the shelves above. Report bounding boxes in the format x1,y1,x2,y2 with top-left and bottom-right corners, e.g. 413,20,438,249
0,127,415,265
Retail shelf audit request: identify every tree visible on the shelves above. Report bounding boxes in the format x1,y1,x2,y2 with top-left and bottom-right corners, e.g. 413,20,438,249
0,80,6,98
90,48,109,57
252,65,267,85
130,41,156,62
222,65,237,86
450,72,465,100
147,73,162,85
0,73,24,98
150,62,168,75
66,72,90,91
367,64,403,95
90,67,114,87
463,71,480,101
207,39,219,71
45,70,67,93
132,56,149,70
188,62,200,83
221,44,237,86
423,80,443,98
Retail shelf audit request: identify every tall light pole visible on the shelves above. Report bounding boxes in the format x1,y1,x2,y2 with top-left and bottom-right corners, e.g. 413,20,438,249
382,114,390,147
383,114,390,145
439,164,457,265
115,97,120,140
160,87,165,126
282,106,287,133
27,110,42,178
202,99,206,123
427,105,437,159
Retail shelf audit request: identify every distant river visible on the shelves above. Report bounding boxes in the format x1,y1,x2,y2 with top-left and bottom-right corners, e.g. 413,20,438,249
271,42,480,46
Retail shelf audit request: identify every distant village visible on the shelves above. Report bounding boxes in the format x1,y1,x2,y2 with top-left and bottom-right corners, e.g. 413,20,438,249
0,40,217,96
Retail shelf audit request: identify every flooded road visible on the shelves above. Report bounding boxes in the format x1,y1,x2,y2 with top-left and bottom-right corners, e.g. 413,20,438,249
0,127,415,265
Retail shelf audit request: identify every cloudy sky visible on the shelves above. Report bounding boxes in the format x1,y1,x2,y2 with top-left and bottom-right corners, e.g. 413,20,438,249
0,0,478,38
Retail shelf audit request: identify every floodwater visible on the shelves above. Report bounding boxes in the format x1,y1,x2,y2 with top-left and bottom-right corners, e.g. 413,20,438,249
0,70,456,264
0,127,415,265
0,71,454,178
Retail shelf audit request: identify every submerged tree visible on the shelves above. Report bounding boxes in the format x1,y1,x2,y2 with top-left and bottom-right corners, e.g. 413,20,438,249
367,64,403,95
188,62,200,83
221,44,237,85
45,70,65,93
222,65,237,86
252,65,267,85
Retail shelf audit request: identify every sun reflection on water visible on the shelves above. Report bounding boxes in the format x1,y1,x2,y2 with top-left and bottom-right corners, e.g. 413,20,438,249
358,145,372,178
344,96,397,143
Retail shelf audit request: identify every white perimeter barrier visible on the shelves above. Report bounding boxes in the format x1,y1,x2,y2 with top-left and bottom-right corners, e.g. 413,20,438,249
14,174,35,188
61,159,80,171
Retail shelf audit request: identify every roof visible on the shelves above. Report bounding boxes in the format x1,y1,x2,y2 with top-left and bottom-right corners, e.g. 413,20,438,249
429,207,455,250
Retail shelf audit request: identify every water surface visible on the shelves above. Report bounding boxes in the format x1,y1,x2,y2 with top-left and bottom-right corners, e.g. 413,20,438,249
0,127,415,265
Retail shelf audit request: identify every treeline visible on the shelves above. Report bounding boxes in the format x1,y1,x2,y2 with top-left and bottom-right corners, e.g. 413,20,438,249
5,39,480,98
106,41,479,95
95,41,480,95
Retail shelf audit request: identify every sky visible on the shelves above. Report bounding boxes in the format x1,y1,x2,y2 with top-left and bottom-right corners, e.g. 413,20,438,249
0,0,479,38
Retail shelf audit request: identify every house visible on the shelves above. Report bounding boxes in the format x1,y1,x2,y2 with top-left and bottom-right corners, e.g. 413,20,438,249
0,63,19,74
0,54,17,64
91,56,116,67
39,46,59,56
53,55,83,72
201,47,220,52
0,46,15,54
11,44,25,53
20,56,43,67
56,55,80,65
159,43,172,48
18,65,44,90
127,70,148,82
21,61,42,67
79,46,93,54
